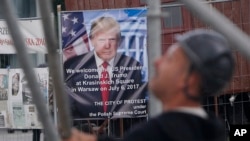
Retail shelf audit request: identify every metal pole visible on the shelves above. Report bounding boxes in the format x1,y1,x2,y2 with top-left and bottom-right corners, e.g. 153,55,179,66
37,0,72,139
177,0,250,59
0,1,60,141
160,0,232,8
147,0,163,117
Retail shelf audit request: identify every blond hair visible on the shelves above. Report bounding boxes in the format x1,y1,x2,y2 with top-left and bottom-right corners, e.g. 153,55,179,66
89,16,121,40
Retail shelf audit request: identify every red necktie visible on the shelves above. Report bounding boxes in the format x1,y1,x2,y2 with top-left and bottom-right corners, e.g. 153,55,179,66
100,62,110,112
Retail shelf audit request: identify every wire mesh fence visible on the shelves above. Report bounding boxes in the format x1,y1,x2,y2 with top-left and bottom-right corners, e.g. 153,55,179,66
162,0,250,139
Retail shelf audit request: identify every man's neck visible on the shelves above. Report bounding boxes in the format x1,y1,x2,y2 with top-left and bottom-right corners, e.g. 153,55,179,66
162,95,201,112
161,99,207,119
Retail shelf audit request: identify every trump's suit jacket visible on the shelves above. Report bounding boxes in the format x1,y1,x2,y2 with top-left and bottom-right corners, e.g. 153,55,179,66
64,51,147,119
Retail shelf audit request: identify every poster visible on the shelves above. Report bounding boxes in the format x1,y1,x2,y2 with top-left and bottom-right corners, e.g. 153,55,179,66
0,18,47,54
0,71,8,101
12,103,26,128
0,111,7,128
0,69,9,128
61,8,148,119
8,68,48,128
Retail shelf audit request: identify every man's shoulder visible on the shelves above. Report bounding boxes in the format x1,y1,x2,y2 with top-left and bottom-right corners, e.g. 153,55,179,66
123,117,168,141
123,112,225,141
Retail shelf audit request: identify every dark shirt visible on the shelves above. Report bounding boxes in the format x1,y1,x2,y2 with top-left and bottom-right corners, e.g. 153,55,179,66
98,111,226,141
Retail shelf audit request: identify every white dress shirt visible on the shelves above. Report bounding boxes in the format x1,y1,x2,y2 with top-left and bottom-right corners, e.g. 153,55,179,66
94,51,114,81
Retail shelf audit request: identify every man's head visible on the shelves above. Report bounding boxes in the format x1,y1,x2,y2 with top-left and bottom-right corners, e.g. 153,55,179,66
150,29,234,106
89,16,121,62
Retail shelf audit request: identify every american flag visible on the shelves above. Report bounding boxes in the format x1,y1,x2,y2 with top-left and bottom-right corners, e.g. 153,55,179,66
61,12,89,62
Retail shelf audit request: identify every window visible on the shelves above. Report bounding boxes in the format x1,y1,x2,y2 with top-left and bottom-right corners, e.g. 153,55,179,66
140,0,175,4
140,0,147,4
0,0,37,18
0,54,37,68
0,55,10,68
162,5,183,28
13,0,37,18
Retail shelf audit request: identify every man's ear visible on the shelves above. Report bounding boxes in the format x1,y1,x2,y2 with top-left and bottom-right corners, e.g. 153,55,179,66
181,71,201,97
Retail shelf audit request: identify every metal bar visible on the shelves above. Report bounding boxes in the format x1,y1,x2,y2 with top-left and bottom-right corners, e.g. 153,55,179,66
147,0,163,117
177,0,250,59
0,1,60,141
160,0,232,8
37,0,72,139
214,96,219,117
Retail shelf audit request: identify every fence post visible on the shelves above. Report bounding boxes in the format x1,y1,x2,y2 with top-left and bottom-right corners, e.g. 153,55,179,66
147,0,163,117
38,0,72,139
